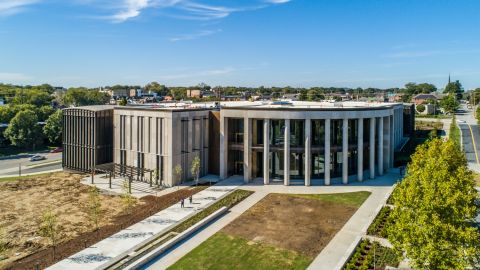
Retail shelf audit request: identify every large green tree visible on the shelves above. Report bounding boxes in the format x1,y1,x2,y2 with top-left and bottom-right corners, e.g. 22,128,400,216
12,89,53,107
43,110,62,144
63,88,110,106
4,110,42,148
443,80,464,100
145,82,168,96
440,94,459,113
388,138,479,270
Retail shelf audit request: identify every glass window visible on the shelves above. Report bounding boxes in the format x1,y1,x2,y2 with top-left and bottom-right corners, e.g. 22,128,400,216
312,153,325,179
228,118,244,144
312,120,325,146
270,120,285,146
290,120,304,147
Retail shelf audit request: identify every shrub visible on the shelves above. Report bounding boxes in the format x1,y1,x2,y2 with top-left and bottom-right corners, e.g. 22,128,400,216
416,104,426,113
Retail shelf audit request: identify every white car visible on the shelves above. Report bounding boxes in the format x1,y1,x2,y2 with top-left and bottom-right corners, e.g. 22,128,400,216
457,120,466,123
30,155,46,161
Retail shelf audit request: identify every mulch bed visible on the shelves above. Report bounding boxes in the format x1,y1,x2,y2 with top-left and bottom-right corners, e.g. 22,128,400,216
4,186,206,270
222,193,359,258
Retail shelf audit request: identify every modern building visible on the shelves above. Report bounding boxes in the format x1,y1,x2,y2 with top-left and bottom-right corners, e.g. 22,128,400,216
113,105,212,187
62,105,114,172
219,101,404,186
63,101,408,187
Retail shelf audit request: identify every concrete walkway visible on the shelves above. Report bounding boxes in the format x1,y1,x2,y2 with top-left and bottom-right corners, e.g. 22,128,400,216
307,172,397,270
47,177,243,270
145,170,400,270
144,190,269,270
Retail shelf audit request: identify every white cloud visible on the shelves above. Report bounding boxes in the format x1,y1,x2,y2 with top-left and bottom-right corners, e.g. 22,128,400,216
264,0,291,4
383,49,480,58
0,0,39,16
169,29,221,42
109,0,150,22
105,0,289,22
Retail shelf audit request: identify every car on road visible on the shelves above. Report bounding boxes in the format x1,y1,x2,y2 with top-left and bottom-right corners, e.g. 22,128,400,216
30,155,46,161
50,147,63,153
457,120,466,123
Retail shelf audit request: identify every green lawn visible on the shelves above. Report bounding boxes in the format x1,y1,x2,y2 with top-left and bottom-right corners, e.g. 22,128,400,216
288,191,371,208
168,233,312,270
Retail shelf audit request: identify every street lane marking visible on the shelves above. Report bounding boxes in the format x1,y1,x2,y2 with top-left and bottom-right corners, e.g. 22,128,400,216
467,124,480,164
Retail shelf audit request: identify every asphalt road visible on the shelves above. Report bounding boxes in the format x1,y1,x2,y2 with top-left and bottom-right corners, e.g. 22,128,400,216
0,152,62,176
456,104,480,166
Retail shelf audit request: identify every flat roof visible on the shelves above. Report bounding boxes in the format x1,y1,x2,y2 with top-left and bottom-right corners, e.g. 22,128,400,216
220,101,402,111
63,105,115,112
114,103,218,112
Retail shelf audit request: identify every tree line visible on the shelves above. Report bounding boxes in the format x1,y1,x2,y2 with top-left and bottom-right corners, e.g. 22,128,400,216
0,84,109,150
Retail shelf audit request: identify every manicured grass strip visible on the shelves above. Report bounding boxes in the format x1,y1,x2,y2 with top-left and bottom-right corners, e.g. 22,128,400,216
171,189,253,234
415,114,451,119
168,233,312,270
450,116,461,146
288,191,371,208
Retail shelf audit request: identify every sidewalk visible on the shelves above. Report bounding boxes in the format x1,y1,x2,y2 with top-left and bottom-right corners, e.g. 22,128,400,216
307,172,397,270
47,177,243,270
145,190,269,269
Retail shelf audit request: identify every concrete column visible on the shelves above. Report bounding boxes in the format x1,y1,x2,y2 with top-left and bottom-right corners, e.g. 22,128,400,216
342,118,348,184
304,119,311,186
357,118,364,181
219,117,228,179
263,119,270,185
284,119,290,186
390,115,394,168
369,117,375,179
243,117,252,183
324,119,331,185
384,116,391,171
378,117,384,176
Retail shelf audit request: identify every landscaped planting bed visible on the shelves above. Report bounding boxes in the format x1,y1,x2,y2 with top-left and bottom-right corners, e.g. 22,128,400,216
366,206,392,238
344,240,400,270
170,189,253,234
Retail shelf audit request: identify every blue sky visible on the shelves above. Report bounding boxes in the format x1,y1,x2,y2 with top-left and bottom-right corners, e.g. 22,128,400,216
1,0,480,89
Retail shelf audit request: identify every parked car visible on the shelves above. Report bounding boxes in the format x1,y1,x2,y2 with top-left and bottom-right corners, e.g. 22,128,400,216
50,147,63,153
30,155,46,161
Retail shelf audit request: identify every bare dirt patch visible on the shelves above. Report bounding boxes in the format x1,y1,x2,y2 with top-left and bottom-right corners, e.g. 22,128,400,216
0,172,206,270
222,193,363,257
